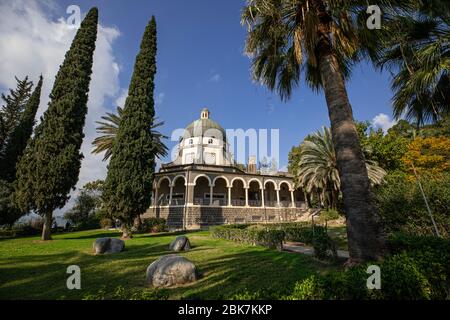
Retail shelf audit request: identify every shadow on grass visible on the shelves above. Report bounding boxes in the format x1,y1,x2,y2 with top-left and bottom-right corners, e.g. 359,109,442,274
0,231,332,300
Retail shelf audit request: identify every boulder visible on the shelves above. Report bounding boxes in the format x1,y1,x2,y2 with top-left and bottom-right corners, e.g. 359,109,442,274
146,255,197,287
93,237,125,254
169,236,191,252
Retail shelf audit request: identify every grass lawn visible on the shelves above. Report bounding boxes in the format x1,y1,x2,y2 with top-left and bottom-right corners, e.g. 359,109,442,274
327,225,348,251
0,229,337,300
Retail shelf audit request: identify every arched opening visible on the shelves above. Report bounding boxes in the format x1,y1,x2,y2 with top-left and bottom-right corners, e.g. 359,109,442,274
194,176,211,205
212,177,228,206
248,180,262,207
279,182,291,207
264,181,277,207
157,178,170,206
294,188,306,208
231,179,245,206
171,176,186,205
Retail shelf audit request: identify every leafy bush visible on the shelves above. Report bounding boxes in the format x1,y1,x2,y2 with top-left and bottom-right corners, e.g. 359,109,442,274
376,171,450,235
289,275,324,300
139,217,167,233
318,209,341,223
388,234,449,299
212,223,336,258
100,218,113,229
12,217,44,236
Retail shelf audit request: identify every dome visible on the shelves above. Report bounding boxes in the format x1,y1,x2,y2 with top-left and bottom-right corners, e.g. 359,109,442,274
184,108,226,141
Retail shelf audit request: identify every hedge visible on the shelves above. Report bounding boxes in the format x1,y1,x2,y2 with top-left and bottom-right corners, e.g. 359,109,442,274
211,223,337,259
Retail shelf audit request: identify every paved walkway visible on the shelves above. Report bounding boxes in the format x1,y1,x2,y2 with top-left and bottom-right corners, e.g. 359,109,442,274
283,241,350,259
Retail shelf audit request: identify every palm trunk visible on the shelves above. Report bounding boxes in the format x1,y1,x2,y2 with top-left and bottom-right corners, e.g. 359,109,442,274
311,0,386,262
319,53,387,262
42,211,53,241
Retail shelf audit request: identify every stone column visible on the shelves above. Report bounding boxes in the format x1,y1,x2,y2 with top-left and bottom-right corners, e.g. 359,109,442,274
227,187,232,206
186,184,195,206
245,187,249,207
261,185,265,208
209,185,213,205
169,185,173,205
290,190,295,208
276,189,280,207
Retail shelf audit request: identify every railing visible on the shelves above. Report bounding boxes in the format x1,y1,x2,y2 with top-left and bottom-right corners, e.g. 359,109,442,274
248,200,262,207
170,199,185,205
231,199,246,206
264,200,278,207
194,198,209,205
211,199,227,206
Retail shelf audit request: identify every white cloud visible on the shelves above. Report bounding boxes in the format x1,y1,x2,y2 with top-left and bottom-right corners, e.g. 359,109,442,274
0,0,122,214
372,113,397,133
115,87,128,108
155,92,165,105
209,73,221,83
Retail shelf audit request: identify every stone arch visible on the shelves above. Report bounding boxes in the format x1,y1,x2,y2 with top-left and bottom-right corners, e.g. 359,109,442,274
171,174,186,187
157,176,171,188
231,177,246,206
212,176,228,206
156,177,171,205
193,176,211,205
193,174,212,186
279,181,291,207
230,177,247,189
247,178,262,189
212,175,230,187
264,180,277,207
278,180,293,191
248,180,262,207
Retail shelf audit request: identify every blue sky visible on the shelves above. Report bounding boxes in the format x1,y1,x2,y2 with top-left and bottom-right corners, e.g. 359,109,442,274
0,0,396,178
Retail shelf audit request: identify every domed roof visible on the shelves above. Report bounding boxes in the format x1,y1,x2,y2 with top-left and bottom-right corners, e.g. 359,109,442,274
184,108,226,141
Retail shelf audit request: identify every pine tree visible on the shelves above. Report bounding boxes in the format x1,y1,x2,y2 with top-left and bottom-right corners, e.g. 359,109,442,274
0,76,43,182
0,76,33,151
102,16,157,238
14,8,98,240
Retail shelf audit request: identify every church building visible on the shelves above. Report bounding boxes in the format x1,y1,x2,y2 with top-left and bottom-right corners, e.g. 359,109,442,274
143,108,309,229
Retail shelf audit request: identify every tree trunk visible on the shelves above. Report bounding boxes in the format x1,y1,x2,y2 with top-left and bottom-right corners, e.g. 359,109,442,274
121,223,132,239
41,211,53,241
318,53,387,262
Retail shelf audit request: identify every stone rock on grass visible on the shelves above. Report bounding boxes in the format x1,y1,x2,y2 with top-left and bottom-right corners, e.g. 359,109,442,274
169,236,191,252
93,237,125,254
146,255,197,287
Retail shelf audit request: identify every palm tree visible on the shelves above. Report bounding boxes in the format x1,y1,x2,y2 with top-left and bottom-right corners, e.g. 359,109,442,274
297,127,386,209
374,5,450,126
92,106,168,161
241,0,389,262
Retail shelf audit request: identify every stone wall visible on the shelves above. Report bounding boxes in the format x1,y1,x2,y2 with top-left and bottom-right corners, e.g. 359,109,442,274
143,206,309,230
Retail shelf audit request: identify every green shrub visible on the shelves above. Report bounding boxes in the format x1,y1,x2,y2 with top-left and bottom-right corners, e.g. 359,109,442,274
376,171,450,235
318,209,341,223
289,275,324,300
100,218,113,229
379,253,432,300
82,286,169,300
388,234,449,299
140,217,167,233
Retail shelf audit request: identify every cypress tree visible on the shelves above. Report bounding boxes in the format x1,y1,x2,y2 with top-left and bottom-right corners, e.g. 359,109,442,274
14,8,98,240
102,16,157,238
0,76,33,151
0,76,43,182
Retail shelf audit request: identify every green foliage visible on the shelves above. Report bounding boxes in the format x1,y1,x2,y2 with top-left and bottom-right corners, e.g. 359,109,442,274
103,16,158,231
318,209,341,223
14,8,98,236
139,217,167,233
388,233,450,299
99,218,113,229
212,223,336,258
289,275,325,300
0,180,21,226
375,171,450,235
0,76,33,150
82,285,169,300
92,106,168,161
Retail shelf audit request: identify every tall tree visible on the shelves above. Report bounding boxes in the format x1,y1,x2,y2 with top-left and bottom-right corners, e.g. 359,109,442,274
102,17,158,238
241,0,390,262
91,106,168,161
374,6,450,125
0,76,33,150
14,8,98,240
0,76,43,182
